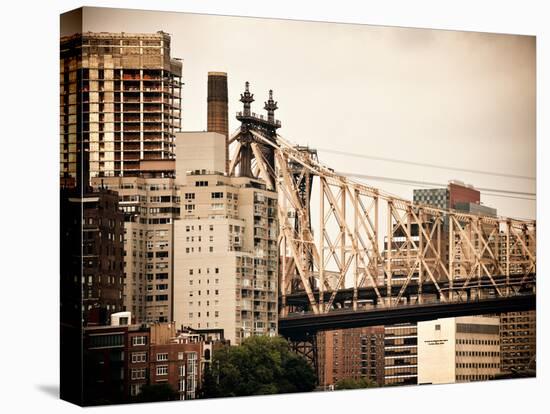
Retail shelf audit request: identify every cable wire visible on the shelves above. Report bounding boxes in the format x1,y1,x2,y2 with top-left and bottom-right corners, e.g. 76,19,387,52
339,172,536,200
319,147,536,181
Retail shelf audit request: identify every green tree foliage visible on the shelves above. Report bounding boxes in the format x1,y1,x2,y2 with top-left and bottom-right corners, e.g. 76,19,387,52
134,383,178,403
334,377,379,390
201,336,316,398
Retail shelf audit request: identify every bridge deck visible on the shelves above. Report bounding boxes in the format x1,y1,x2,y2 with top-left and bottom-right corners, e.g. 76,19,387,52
279,294,535,340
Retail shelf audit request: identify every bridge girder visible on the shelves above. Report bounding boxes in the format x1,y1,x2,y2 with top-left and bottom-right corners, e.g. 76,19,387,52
230,107,536,317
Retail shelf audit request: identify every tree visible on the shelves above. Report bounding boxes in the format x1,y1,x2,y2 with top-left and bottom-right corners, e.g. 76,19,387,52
334,377,379,390
134,383,178,403
201,336,316,398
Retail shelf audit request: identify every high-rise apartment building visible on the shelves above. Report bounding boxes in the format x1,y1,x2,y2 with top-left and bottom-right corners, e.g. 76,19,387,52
418,316,501,384
61,188,125,326
60,31,182,185
173,132,279,345
92,176,180,323
317,327,385,388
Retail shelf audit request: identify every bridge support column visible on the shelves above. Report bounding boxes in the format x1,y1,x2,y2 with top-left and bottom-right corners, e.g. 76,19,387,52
288,334,319,384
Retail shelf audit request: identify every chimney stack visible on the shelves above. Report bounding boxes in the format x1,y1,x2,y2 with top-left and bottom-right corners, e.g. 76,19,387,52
207,72,229,174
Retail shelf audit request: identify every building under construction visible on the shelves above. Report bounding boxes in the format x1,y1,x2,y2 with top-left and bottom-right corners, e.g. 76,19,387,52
60,31,182,186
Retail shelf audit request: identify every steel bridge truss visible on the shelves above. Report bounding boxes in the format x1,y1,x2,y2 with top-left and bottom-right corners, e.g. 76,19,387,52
229,126,536,317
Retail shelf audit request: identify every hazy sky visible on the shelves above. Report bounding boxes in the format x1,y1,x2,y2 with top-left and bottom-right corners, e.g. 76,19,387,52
63,7,536,219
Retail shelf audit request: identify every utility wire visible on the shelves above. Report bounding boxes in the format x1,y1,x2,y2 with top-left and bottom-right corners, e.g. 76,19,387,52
319,147,536,181
339,172,536,201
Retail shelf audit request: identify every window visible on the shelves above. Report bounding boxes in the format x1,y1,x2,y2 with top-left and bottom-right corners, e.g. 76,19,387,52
132,336,147,346
156,295,168,301
211,192,224,199
178,352,184,360
209,225,214,231
157,353,168,361
130,383,143,396
131,352,147,363
179,364,186,377
435,324,441,331
156,365,168,376
131,368,146,380
195,181,208,187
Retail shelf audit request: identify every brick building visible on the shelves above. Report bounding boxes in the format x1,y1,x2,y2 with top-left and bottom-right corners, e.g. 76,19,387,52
317,327,385,388
83,321,205,405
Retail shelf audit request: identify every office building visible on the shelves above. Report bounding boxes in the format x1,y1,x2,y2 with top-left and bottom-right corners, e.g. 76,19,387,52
418,316,500,384
60,31,182,185
384,323,418,385
173,131,279,345
413,180,481,210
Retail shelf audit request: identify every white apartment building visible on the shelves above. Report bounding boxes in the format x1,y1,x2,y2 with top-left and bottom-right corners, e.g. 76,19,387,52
173,132,278,345
418,316,500,384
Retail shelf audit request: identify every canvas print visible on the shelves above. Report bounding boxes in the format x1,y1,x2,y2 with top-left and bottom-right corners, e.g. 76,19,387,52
59,7,536,406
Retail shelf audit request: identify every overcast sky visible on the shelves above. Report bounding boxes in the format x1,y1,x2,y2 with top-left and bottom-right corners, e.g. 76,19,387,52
62,7,536,220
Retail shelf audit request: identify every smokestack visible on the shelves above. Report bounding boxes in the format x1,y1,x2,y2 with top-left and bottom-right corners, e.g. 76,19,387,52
207,72,229,174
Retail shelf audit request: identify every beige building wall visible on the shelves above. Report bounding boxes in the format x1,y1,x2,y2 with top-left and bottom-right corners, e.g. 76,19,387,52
175,132,226,182
418,318,456,384
418,316,500,384
173,132,278,345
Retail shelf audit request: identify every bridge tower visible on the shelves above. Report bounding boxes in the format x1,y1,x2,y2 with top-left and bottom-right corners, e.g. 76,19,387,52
231,82,281,189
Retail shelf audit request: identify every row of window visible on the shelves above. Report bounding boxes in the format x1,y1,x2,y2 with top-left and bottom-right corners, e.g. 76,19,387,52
456,362,499,369
456,338,499,346
189,267,220,275
456,351,500,357
146,294,168,302
185,235,214,242
188,290,219,297
188,311,220,318
189,279,219,285
188,300,219,307
131,351,190,364
185,224,214,232
146,273,168,280
184,246,215,254
457,374,493,381
146,284,168,291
